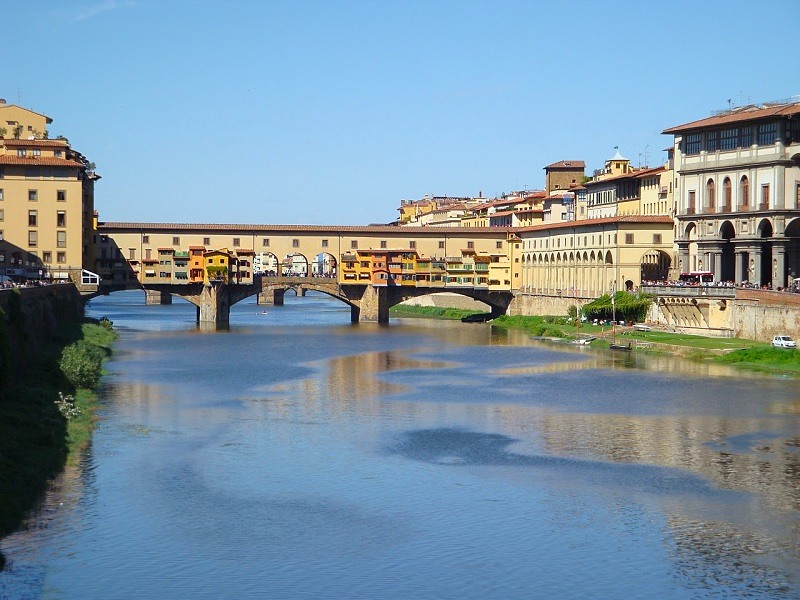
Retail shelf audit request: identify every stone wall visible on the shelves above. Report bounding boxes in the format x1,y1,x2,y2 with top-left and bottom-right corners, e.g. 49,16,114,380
507,293,586,317
0,284,83,372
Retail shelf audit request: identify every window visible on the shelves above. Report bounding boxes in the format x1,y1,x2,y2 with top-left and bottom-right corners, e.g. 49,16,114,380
496,241,503,249
57,252,66,263
706,130,719,152
723,178,732,210
54,149,62,157
172,237,180,245
351,240,358,249
625,233,634,244
28,189,37,201
28,210,37,226
233,237,240,247
43,251,52,263
757,122,777,146
706,179,715,212
409,240,416,249
17,149,26,157
57,231,66,248
203,237,210,245
0,230,3,241
262,238,270,247
688,190,696,214
739,176,749,208
740,126,752,147
721,128,738,150
0,209,3,221
0,189,4,200
321,239,328,247
653,234,662,244
142,235,149,243
685,134,701,155
761,184,770,209
438,241,445,249
380,240,387,249
28,231,38,247
57,211,66,227
467,241,474,249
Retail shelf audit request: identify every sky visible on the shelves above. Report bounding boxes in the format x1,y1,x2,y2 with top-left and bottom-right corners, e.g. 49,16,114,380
4,0,798,226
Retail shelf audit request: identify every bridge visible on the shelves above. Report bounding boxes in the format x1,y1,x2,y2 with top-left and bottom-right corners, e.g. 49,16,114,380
81,274,513,328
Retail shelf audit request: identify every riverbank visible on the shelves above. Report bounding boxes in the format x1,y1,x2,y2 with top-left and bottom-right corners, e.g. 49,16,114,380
394,306,799,376
0,317,116,571
389,305,485,320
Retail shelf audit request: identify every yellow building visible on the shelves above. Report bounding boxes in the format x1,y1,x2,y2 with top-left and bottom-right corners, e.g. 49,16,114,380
203,248,233,283
0,100,98,281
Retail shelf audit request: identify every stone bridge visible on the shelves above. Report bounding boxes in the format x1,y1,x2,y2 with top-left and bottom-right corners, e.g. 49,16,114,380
81,276,513,327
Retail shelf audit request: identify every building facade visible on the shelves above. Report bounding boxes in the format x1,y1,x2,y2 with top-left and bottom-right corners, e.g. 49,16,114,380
0,100,98,281
665,101,800,286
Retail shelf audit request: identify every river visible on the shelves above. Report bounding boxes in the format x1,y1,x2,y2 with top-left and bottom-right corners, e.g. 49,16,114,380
1,291,799,599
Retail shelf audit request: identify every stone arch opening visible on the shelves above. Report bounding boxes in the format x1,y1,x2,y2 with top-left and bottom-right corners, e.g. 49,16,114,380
719,220,735,282
784,218,800,284
757,219,773,286
255,252,280,276
640,249,671,282
312,252,337,279
282,253,308,277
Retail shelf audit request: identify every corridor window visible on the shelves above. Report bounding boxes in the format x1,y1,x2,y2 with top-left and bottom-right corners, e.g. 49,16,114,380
262,238,270,247
351,240,358,249
321,239,328,247
172,237,180,245
684,134,701,155
467,241,474,249
721,128,738,150
380,240,387,249
233,238,241,247
143,235,149,243
203,237,210,245
653,234,662,244
706,130,719,152
757,122,777,146
625,234,634,244
438,241,445,249
496,241,503,249
409,241,416,249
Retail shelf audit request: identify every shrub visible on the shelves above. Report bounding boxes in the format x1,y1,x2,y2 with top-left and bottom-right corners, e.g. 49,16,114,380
59,341,103,389
99,316,114,330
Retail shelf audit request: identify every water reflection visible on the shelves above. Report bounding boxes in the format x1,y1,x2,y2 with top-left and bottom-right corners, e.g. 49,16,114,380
1,292,798,599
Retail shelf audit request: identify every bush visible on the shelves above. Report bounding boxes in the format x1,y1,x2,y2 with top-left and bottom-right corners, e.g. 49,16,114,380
99,316,114,330
59,341,103,389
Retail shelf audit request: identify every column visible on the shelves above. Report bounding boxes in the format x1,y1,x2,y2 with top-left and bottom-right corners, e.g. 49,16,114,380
752,248,762,285
734,250,744,285
774,245,786,289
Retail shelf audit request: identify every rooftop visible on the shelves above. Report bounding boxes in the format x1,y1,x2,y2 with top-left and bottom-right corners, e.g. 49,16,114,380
663,101,800,134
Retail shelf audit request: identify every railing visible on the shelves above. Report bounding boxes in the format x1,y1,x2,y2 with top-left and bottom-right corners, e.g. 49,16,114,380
641,285,735,298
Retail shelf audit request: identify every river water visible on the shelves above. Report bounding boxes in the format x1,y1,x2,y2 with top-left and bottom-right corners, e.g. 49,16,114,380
1,291,799,599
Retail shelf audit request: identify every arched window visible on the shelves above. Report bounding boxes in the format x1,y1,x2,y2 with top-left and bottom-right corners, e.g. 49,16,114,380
739,175,749,209
706,178,716,212
723,178,732,212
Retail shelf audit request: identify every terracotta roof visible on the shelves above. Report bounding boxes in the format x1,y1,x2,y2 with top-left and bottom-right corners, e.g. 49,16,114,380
0,155,82,167
188,245,206,250
544,160,585,169
663,102,800,134
235,248,255,254
98,222,516,235
516,215,673,234
2,139,69,147
157,247,175,252
634,166,666,179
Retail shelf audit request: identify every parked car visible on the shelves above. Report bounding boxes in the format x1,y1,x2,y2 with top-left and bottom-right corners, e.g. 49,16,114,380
772,335,796,348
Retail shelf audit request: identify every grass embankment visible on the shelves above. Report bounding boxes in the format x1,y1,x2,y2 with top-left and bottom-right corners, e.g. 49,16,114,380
0,317,116,570
389,304,486,320
492,314,800,376
390,305,800,376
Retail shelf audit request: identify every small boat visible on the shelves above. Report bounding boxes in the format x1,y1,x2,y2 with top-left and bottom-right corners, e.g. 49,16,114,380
573,335,596,345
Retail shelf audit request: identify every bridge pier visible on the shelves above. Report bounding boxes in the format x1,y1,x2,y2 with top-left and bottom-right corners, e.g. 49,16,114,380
358,285,390,324
197,282,230,327
258,288,285,306
145,289,172,305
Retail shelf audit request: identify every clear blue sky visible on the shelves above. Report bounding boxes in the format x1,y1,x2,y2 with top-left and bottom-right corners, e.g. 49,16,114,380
5,0,798,225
